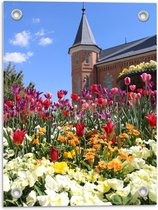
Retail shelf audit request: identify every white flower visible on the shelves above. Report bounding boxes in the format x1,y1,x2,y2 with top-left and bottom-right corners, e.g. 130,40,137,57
148,184,157,202
26,190,37,206
70,195,85,206
3,174,10,192
70,181,83,196
55,175,70,190
3,158,8,167
37,191,69,206
95,180,111,193
107,179,124,191
3,137,8,146
116,184,131,197
45,175,59,192
25,134,32,142
34,165,47,177
11,177,29,190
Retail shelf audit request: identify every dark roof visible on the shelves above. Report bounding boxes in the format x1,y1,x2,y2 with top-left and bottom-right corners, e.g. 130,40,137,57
71,11,97,47
97,35,156,65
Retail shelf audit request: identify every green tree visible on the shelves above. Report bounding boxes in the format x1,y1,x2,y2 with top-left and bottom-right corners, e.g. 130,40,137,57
3,63,35,100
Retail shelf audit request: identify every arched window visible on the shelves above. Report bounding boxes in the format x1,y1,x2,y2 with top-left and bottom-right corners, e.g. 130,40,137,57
85,54,90,64
105,74,113,89
85,75,90,89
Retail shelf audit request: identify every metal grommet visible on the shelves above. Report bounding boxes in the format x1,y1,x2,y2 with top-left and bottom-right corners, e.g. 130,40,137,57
11,188,22,199
138,10,149,22
138,186,148,197
11,9,23,21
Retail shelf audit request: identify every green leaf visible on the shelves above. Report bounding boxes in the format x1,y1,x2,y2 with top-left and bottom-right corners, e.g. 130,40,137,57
112,195,123,205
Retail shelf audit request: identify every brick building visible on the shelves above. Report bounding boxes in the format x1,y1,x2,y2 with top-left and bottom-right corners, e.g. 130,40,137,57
69,7,157,94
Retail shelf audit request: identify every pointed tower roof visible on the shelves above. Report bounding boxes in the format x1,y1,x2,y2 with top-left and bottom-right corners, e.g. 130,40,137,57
69,5,101,54
73,8,96,46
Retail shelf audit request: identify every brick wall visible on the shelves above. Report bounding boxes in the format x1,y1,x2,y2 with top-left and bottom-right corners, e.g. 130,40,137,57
96,52,156,88
71,50,98,93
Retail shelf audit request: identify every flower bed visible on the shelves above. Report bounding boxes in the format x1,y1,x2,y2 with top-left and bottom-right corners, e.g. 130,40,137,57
3,70,157,206
117,60,156,90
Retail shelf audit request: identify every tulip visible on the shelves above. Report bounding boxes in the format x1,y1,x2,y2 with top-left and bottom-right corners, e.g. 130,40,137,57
57,90,64,99
50,146,59,162
145,113,156,127
16,94,21,101
141,73,152,83
91,84,98,92
71,93,79,101
13,129,26,145
44,93,52,99
111,87,119,94
75,122,84,137
129,85,136,92
6,101,13,108
103,120,114,135
124,77,131,85
43,99,51,109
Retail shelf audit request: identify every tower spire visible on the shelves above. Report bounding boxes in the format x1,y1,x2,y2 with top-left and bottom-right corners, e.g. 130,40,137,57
82,2,85,14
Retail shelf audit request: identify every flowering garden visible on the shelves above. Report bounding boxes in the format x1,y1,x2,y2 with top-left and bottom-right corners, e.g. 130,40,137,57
3,61,157,206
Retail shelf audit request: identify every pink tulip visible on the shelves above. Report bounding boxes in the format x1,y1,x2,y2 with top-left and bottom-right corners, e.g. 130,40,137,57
141,73,152,83
124,77,131,85
129,85,136,91
111,87,119,94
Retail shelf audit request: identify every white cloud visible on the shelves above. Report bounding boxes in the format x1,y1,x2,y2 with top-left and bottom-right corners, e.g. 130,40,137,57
35,29,45,37
3,51,33,63
10,31,31,47
32,18,40,23
38,37,53,46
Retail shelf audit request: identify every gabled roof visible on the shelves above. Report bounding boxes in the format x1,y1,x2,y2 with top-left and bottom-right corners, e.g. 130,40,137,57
71,9,97,47
97,35,156,65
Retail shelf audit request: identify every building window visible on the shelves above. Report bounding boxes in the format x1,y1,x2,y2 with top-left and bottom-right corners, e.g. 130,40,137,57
85,75,90,89
85,54,90,64
75,55,79,64
105,74,113,89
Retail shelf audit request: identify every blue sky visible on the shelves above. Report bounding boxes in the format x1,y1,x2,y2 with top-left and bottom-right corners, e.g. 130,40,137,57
4,1,156,101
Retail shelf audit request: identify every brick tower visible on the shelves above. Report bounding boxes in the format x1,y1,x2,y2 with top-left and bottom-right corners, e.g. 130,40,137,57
69,5,101,94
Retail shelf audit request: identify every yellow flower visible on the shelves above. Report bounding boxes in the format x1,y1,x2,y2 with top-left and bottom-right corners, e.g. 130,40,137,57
126,123,134,131
119,133,129,139
98,161,107,169
107,158,122,171
63,150,75,159
132,129,140,137
38,127,46,135
52,162,68,173
58,135,66,144
32,138,39,145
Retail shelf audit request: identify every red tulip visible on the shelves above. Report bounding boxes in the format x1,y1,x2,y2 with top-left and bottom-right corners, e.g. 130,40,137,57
75,122,84,137
141,73,152,83
91,84,98,92
44,93,52,99
13,129,26,145
124,77,131,86
50,146,59,162
129,85,136,92
57,90,64,99
97,98,106,105
103,120,114,135
43,99,51,109
63,110,69,117
16,94,21,101
145,113,156,127
6,101,13,108
71,93,79,101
